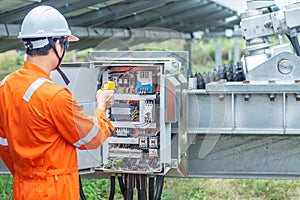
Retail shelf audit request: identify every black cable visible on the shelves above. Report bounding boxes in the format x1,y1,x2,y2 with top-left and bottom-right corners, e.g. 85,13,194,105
292,36,300,57
79,175,87,200
196,73,204,89
201,72,208,88
128,174,134,200
125,174,134,200
136,175,141,200
235,62,246,81
136,174,147,200
154,176,160,200
286,34,300,56
267,7,273,13
141,175,147,200
109,175,116,200
124,174,128,199
149,176,155,200
212,69,219,82
154,175,164,200
118,174,126,198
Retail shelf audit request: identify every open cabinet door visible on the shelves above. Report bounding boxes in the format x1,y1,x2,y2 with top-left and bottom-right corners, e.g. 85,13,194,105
50,63,103,172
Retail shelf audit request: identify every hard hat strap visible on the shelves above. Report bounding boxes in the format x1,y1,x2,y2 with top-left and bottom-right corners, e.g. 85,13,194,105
49,37,70,85
24,38,49,50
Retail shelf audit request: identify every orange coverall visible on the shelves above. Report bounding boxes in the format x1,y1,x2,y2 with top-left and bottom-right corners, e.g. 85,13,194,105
0,61,113,199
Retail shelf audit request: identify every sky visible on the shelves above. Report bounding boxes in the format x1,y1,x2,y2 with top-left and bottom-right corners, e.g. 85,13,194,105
214,0,300,13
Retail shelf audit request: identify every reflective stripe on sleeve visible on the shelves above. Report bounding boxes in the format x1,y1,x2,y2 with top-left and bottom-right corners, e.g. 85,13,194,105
73,117,99,148
0,137,8,146
23,78,51,102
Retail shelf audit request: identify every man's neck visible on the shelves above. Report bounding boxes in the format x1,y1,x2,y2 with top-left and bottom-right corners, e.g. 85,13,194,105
26,55,55,75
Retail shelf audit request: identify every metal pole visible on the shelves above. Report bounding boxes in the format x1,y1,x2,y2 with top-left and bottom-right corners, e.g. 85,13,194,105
215,41,222,68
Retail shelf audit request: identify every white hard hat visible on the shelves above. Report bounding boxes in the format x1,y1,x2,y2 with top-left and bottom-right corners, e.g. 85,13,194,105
18,6,78,41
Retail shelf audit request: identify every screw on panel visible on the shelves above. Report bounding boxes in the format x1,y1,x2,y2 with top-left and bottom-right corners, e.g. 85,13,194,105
264,20,273,28
218,94,225,101
268,80,276,101
269,93,275,101
244,94,250,101
296,94,300,101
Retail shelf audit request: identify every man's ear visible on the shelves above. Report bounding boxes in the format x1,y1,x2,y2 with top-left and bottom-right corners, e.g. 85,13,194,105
54,40,62,52
54,40,60,47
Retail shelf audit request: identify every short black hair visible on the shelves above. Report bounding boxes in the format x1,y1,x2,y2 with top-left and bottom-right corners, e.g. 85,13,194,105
23,37,65,56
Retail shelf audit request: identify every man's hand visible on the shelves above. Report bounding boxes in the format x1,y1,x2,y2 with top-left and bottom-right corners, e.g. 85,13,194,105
96,90,115,111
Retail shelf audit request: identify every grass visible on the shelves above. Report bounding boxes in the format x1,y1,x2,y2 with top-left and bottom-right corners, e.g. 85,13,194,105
0,175,13,200
162,178,300,200
1,175,300,199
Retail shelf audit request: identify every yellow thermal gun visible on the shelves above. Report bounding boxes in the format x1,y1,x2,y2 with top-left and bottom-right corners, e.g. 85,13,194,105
101,81,115,90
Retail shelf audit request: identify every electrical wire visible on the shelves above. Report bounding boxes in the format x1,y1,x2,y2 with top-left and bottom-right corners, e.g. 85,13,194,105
265,8,300,58
154,175,164,200
125,173,134,200
149,176,155,200
117,174,126,198
267,7,273,13
130,110,139,120
286,34,300,56
79,175,87,200
109,175,116,200
291,35,300,56
134,121,150,128
137,174,147,200
142,175,147,200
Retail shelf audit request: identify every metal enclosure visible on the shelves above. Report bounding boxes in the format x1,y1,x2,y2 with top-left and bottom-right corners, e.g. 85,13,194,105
50,63,102,172
87,51,188,175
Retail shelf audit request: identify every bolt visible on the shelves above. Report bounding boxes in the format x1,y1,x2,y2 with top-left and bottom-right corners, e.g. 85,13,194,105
269,94,275,101
296,94,300,101
218,94,225,101
278,59,294,74
264,21,273,28
244,94,250,101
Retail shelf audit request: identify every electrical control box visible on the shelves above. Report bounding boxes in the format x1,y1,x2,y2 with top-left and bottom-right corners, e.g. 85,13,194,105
103,65,161,173
50,52,187,175
88,51,187,174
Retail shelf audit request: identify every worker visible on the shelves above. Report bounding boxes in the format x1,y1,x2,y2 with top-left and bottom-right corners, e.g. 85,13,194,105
0,6,114,199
